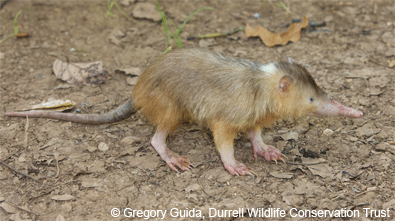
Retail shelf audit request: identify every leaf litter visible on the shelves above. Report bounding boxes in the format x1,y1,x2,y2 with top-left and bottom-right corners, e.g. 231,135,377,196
245,16,309,47
53,59,109,85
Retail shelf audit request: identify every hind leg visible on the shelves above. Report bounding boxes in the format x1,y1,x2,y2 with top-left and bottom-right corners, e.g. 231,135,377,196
248,126,286,163
211,121,256,176
151,129,192,172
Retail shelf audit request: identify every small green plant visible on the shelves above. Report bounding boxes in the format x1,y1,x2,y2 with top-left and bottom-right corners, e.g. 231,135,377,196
106,1,137,23
0,10,22,44
155,0,214,54
277,2,291,14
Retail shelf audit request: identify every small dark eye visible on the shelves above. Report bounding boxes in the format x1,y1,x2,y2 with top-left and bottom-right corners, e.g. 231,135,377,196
309,97,314,102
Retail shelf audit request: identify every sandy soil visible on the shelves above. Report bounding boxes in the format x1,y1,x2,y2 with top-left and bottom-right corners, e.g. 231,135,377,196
0,0,394,220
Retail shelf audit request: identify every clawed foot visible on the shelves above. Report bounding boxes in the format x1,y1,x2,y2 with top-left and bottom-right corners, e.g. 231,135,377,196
223,161,257,177
254,145,287,164
161,149,193,172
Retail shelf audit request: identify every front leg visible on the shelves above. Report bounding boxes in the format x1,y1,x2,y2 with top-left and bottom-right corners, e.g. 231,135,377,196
247,126,285,163
211,121,256,176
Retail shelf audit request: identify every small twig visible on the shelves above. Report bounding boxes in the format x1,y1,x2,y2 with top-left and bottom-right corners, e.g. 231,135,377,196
332,193,345,200
197,175,227,200
8,142,24,148
0,160,39,182
29,180,77,200
350,202,370,210
24,115,29,148
380,104,389,116
216,188,227,201
354,187,377,198
47,153,60,178
4,201,38,216
187,27,243,40
285,160,327,165
198,177,213,197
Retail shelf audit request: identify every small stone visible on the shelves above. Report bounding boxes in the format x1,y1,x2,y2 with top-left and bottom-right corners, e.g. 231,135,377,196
86,145,97,152
126,77,138,85
61,203,72,213
121,136,141,145
98,142,109,152
13,177,20,185
375,143,388,151
18,154,27,162
323,129,334,136
56,214,66,221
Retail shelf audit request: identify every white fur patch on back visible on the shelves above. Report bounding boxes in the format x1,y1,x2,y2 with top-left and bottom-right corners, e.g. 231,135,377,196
260,63,277,75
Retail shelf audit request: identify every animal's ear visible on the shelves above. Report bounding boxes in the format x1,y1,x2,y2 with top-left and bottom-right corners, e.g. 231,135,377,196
278,75,294,93
287,57,295,64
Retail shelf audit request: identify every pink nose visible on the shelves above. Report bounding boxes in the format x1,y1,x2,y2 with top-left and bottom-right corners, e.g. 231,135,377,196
333,100,363,118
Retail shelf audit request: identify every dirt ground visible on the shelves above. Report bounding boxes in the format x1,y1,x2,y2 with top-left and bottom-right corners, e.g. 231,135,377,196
0,0,394,220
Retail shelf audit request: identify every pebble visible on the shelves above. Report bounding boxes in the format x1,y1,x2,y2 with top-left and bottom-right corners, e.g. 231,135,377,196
323,129,334,136
98,142,109,152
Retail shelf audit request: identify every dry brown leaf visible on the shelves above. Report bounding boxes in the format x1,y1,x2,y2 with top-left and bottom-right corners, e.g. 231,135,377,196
269,171,294,179
81,181,100,188
245,16,309,47
22,98,76,112
389,59,395,68
16,33,29,38
53,59,109,85
116,67,142,76
0,202,18,214
281,131,299,141
51,194,74,201
304,158,334,179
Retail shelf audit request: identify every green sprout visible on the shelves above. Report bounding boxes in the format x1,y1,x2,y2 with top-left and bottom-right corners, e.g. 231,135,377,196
277,2,291,14
106,1,137,23
0,10,22,44
155,0,214,54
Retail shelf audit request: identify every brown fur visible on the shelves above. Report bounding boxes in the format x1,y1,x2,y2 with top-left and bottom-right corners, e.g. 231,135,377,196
6,48,325,134
132,48,324,133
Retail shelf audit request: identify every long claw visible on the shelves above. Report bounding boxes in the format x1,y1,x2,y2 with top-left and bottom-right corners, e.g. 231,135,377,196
248,168,258,177
281,154,289,160
168,164,179,172
280,157,286,164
